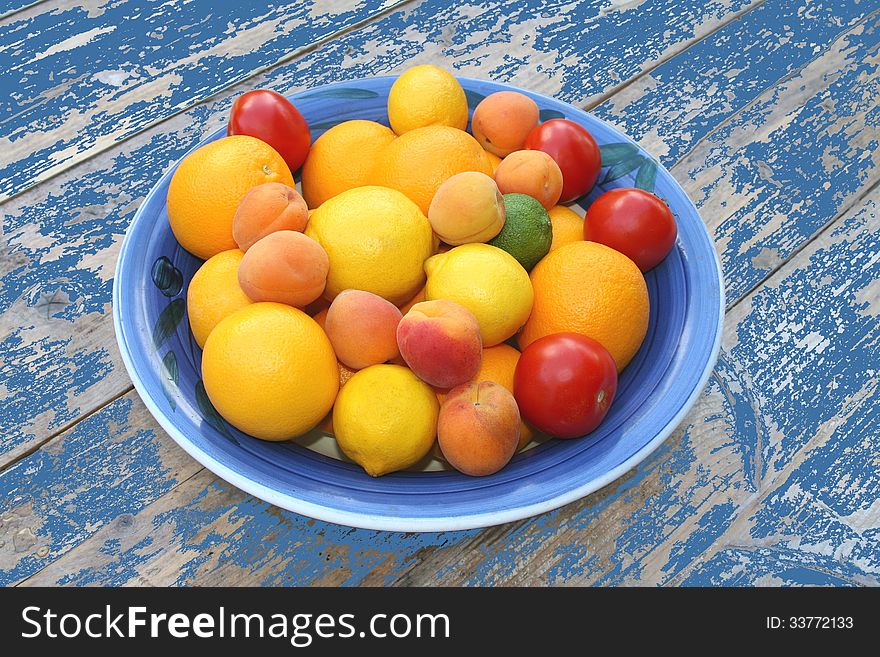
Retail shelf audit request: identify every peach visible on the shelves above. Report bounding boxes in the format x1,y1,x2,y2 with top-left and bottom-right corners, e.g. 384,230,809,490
471,91,539,157
237,230,329,307
232,182,309,251
494,150,563,210
397,299,482,388
438,381,521,476
427,172,506,245
324,289,403,370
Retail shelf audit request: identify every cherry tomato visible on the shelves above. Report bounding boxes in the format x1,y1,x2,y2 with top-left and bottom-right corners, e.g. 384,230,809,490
583,188,677,272
514,333,617,439
228,89,311,173
524,119,601,203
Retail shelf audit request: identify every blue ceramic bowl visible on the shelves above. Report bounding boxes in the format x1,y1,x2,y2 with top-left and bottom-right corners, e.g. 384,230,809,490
113,76,724,531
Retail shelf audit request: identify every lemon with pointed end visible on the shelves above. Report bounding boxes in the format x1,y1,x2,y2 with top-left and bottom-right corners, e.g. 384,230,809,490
387,65,468,134
333,365,440,476
424,243,533,347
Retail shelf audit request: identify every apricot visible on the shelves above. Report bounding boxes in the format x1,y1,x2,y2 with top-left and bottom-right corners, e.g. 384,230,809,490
494,150,563,210
438,381,521,476
324,289,403,370
397,299,482,388
471,91,540,157
232,182,309,251
237,231,329,307
427,172,506,246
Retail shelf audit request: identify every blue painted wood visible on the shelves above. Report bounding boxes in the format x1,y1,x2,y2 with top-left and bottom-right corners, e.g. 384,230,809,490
0,0,761,465
3,0,880,585
0,395,201,585
0,0,407,200
0,0,44,19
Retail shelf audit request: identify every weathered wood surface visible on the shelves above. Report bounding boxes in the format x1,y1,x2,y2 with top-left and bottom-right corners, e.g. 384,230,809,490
0,0,769,468
2,0,880,586
15,184,880,586
0,0,411,201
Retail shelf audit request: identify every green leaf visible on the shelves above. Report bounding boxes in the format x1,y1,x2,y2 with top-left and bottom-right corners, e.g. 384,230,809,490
161,351,178,410
602,155,644,185
150,256,183,297
464,89,485,108
539,108,565,122
162,351,179,385
599,142,640,167
152,298,185,349
299,87,378,99
195,380,238,445
635,159,658,192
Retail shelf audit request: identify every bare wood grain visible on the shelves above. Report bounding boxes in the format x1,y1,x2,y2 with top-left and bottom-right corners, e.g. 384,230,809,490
0,0,766,467
0,0,413,200
5,0,880,586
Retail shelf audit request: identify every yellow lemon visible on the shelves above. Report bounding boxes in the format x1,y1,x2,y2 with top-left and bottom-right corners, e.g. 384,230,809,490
201,303,339,441
387,64,468,135
187,249,252,348
424,243,533,346
305,186,434,305
333,364,439,476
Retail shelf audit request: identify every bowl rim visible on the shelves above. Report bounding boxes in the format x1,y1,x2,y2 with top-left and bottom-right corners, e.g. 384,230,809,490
113,75,725,532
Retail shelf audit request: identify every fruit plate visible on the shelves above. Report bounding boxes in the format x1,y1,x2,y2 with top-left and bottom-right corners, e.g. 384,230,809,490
113,76,724,532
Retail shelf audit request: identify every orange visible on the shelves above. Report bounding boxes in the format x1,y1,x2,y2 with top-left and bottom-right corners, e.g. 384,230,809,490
483,149,503,174
369,125,492,214
548,205,585,252
433,344,534,453
520,241,649,371
167,136,293,260
187,249,252,348
201,303,339,441
319,361,359,434
300,120,396,208
398,285,426,315
470,344,534,450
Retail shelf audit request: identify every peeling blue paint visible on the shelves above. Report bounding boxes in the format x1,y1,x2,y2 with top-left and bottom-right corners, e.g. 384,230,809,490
0,397,179,585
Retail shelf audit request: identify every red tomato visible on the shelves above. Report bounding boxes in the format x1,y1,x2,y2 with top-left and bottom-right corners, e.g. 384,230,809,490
583,188,677,272
524,119,601,203
228,89,311,173
514,333,617,439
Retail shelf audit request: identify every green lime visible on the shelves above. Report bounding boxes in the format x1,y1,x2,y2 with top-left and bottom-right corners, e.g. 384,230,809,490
488,193,552,271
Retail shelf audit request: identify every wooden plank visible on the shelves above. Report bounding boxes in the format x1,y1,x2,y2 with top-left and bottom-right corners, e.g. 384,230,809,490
0,0,411,201
22,188,880,586
595,3,880,305
0,0,767,466
0,391,202,586
6,0,880,584
0,0,46,21
669,188,880,586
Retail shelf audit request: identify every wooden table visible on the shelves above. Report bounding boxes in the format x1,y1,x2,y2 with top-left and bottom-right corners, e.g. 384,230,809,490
2,0,878,587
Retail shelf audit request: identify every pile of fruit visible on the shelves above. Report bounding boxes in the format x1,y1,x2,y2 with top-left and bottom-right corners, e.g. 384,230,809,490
167,65,677,478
